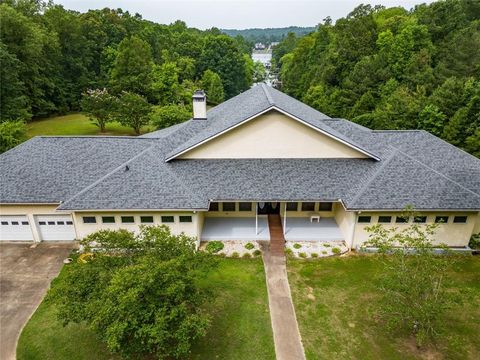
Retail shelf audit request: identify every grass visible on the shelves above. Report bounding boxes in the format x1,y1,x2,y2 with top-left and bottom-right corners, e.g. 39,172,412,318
287,255,480,360
27,113,154,138
17,258,275,360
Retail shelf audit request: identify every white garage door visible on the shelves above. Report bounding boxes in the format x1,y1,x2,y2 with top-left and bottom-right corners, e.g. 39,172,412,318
0,216,34,241
36,215,76,241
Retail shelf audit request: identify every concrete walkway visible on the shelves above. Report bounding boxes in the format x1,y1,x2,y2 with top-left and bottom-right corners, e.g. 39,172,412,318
0,242,74,360
262,244,306,360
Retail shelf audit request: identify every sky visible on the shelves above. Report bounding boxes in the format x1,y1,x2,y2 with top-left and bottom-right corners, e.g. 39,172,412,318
56,0,435,29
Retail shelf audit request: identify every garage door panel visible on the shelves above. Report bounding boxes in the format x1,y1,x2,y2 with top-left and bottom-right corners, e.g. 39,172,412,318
0,216,34,241
36,215,76,241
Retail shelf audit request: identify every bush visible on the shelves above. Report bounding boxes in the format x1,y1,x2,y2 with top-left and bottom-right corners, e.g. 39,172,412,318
293,243,302,249
298,252,307,258
47,226,217,359
311,253,318,258
285,248,293,256
244,242,255,250
332,247,341,255
322,250,328,255
231,251,239,258
323,243,330,247
253,249,262,257
469,233,480,249
0,120,27,153
242,253,252,258
205,241,225,254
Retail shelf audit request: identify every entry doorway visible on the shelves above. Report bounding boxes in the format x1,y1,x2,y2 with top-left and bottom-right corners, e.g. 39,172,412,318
257,202,280,215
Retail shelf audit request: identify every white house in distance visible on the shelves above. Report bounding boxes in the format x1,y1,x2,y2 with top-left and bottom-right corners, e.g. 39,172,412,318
1,85,480,249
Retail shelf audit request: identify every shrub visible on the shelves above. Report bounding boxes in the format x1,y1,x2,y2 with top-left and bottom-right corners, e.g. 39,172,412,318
311,253,318,258
231,251,239,258
323,243,330,247
0,121,27,154
205,241,224,254
242,253,252,258
293,243,302,249
298,252,307,258
285,248,293,256
322,250,328,255
244,242,255,250
469,233,480,249
253,249,262,257
332,247,341,255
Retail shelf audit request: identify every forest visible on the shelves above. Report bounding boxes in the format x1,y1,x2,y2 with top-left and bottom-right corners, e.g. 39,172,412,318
274,0,480,157
0,0,254,149
222,26,315,44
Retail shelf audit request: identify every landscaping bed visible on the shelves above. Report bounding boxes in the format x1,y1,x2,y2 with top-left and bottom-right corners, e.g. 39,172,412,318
199,240,263,258
285,240,348,258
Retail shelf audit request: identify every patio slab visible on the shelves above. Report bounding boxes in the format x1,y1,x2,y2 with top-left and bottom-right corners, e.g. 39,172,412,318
283,217,344,241
201,217,270,241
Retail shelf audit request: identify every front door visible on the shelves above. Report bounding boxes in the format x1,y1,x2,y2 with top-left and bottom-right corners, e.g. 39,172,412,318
257,202,280,215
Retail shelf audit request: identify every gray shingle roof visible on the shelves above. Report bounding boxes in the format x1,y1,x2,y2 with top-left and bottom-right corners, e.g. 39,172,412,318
1,86,479,211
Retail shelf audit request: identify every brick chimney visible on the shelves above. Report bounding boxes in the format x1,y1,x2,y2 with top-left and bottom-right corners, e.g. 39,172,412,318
192,90,207,120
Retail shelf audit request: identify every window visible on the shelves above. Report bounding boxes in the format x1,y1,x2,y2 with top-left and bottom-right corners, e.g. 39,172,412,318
121,216,135,224
414,216,427,223
21,221,29,225
395,216,409,223
83,216,96,224
209,202,219,211
358,216,371,223
435,216,449,224
102,216,115,224
378,216,392,223
222,202,236,211
286,202,298,211
179,216,192,223
1,221,8,225
57,221,65,225
239,202,252,211
140,216,154,223
318,202,333,211
301,202,315,211
66,221,73,225
453,216,468,223
11,221,19,225
47,221,55,225
161,216,174,223
39,221,46,225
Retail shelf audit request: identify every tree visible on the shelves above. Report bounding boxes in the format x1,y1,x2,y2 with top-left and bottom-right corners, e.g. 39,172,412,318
150,104,191,130
252,61,267,83
150,62,181,105
418,104,447,137
201,70,224,105
80,89,117,132
47,226,217,359
364,209,457,345
110,36,153,96
0,121,27,153
115,92,151,135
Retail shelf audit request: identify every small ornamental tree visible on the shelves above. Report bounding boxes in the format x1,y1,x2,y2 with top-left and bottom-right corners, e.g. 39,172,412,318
115,91,151,135
81,88,117,132
363,208,458,345
47,226,217,359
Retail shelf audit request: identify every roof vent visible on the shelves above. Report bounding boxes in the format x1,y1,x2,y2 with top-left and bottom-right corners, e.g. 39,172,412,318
192,90,207,120
125,165,129,171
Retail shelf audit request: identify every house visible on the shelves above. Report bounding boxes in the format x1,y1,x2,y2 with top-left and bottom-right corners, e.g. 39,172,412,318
1,85,479,249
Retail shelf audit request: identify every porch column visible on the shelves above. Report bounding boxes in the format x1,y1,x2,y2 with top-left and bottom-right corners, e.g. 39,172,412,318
283,202,287,236
255,202,258,235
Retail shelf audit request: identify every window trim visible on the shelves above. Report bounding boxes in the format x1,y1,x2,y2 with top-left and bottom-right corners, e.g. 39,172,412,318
121,216,135,224
358,215,371,223
179,215,193,223
82,216,97,224
140,216,154,224
161,215,175,223
102,216,116,224
378,215,392,223
453,216,468,224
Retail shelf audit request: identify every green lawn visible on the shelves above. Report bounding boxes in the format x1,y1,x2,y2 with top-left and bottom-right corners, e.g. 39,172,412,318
287,255,480,360
17,258,275,360
27,113,154,138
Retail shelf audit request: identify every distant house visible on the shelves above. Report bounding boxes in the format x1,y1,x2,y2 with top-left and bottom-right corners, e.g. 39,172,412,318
254,42,266,50
1,86,479,248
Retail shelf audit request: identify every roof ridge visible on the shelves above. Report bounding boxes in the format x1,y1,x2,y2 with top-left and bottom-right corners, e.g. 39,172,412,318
37,135,151,139
395,148,480,198
349,148,399,206
58,144,156,209
261,84,274,105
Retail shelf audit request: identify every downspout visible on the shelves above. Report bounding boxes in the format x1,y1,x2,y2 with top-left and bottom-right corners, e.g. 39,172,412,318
255,202,258,235
283,202,287,236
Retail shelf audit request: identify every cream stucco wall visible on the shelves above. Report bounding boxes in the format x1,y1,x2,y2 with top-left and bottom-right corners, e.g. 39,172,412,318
352,212,478,248
72,211,200,240
179,110,368,159
0,204,64,242
334,205,356,248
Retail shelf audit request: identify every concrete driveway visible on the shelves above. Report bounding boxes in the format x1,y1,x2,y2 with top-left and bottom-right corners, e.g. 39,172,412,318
0,242,75,360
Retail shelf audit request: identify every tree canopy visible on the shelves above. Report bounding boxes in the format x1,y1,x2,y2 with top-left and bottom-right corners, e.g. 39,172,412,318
276,1,480,157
